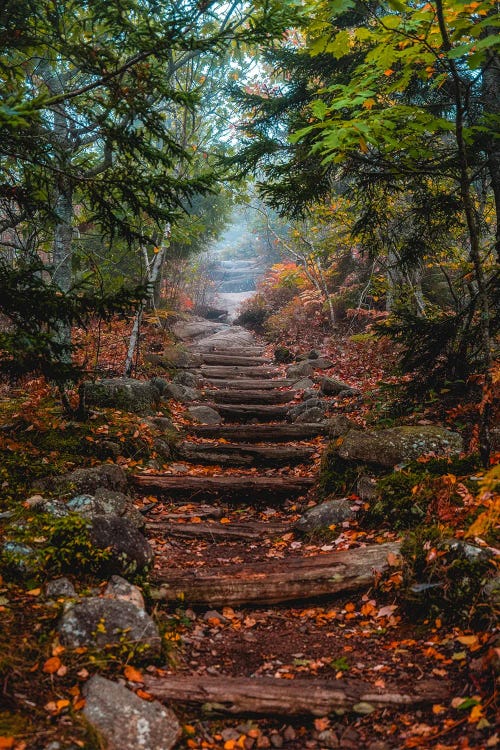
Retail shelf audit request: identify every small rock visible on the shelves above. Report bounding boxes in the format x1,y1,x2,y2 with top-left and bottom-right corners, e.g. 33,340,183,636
367,742,390,750
1,541,36,576
288,399,325,420
90,516,154,574
308,349,320,359
59,598,161,654
187,405,222,424
309,357,334,369
320,376,352,396
45,577,76,599
203,609,228,624
294,407,326,423
293,378,314,389
93,488,129,515
38,463,128,495
325,416,356,437
152,438,172,461
270,734,283,748
95,440,121,459
24,494,46,508
283,726,296,741
295,498,358,533
104,575,145,609
38,499,70,518
173,371,200,388
317,729,339,748
83,674,180,750
287,362,314,379
303,389,318,400
147,416,176,433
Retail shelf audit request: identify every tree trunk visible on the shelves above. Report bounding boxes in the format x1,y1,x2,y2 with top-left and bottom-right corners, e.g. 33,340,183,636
146,519,291,541
482,48,500,262
206,390,295,405
143,673,449,717
178,441,315,466
199,366,280,379
206,403,290,421
151,542,400,606
187,423,331,441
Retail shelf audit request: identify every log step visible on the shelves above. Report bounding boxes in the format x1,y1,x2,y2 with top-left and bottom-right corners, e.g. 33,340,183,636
178,441,315,466
152,542,400,606
199,354,270,366
207,403,290,421
199,366,280,379
134,474,315,502
187,423,330,442
205,390,296,405
201,378,296,390
144,673,448,717
146,519,291,541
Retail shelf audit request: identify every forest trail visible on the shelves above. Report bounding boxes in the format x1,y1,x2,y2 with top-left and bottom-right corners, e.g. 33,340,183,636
133,321,459,748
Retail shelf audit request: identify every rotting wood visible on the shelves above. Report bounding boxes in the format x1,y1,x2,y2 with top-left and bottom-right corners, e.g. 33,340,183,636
151,542,400,606
134,474,314,501
198,366,280,379
205,390,295,405
207,403,290,421
178,441,315,466
187,423,330,442
146,519,291,541
143,673,448,717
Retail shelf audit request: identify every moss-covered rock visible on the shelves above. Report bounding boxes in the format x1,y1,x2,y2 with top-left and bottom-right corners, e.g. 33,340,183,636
337,426,463,468
83,378,161,415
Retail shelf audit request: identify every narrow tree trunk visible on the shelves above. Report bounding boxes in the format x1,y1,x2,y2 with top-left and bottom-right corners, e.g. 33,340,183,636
482,47,500,262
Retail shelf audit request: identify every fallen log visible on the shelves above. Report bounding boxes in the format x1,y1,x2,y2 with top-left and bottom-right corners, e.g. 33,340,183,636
201,378,296,390
187,423,329,442
199,366,280,379
151,542,400,606
178,441,315,467
200,354,270,366
146,519,290,541
205,390,295,405
143,673,448,717
207,403,290,421
134,474,315,502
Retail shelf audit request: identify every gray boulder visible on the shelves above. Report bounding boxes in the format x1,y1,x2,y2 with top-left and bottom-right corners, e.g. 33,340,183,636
104,575,145,610
83,675,180,750
147,416,176,433
296,498,358,533
94,488,145,529
320,376,353,395
325,416,356,437
67,494,106,518
293,378,314,390
37,499,70,518
294,407,326,423
45,577,76,599
173,370,200,388
152,438,172,462
59,598,161,655
1,541,36,577
288,399,326,422
303,389,318,400
90,516,153,574
337,426,463,468
187,405,222,424
309,357,334,370
83,378,161,415
38,463,128,495
287,362,314,379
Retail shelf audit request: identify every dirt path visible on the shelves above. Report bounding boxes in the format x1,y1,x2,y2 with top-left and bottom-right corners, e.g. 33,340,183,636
135,323,479,750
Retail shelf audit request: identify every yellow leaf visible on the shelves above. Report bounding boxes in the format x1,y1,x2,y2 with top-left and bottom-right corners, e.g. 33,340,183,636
468,704,483,723
363,98,375,109
26,588,41,596
432,704,446,714
359,137,368,153
456,635,479,649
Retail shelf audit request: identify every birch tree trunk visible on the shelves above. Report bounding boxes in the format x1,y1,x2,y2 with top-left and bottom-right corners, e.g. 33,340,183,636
124,228,169,376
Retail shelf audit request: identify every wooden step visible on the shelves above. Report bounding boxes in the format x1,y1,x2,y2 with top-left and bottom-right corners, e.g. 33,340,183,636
146,519,291,541
205,389,295,405
187,423,330,442
151,542,400,606
207,403,290,421
144,672,448,718
178,441,315,466
199,366,280,379
201,378,296,390
200,354,270,366
134,474,314,501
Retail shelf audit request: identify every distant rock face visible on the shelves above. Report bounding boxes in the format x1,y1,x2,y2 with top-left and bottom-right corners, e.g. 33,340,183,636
83,378,161,415
83,675,180,750
337,426,463,468
90,516,153,575
295,498,359,533
187,405,222,424
58,597,161,654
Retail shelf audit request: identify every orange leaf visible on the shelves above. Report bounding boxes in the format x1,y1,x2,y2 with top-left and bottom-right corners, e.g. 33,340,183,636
124,665,144,683
384,68,394,76
42,656,62,674
0,739,14,749
344,602,356,612
136,689,154,701
314,717,330,732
